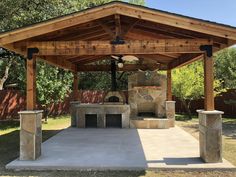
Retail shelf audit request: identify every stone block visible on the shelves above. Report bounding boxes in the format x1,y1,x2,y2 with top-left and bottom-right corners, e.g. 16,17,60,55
198,110,223,163
130,119,169,129
19,110,43,160
70,101,80,127
166,101,176,127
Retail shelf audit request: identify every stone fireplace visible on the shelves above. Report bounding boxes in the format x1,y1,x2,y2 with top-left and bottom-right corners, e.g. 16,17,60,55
128,71,167,119
128,71,174,129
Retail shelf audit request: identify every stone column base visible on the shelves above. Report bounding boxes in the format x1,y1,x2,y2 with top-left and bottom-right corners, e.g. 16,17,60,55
70,101,80,127
19,110,43,160
166,101,176,127
197,110,223,163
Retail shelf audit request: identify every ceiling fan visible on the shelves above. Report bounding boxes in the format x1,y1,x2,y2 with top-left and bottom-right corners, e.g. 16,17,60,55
111,55,139,68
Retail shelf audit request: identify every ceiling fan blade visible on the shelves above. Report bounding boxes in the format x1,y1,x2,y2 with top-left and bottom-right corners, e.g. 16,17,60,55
121,55,139,62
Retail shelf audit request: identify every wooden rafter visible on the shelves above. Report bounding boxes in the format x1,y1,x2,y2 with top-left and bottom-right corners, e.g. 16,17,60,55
121,19,139,37
38,56,76,71
115,14,121,37
168,53,203,69
27,39,213,56
97,21,115,39
136,21,229,45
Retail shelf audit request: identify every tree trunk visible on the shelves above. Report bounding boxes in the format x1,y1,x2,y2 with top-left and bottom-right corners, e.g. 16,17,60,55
0,58,13,90
182,99,192,119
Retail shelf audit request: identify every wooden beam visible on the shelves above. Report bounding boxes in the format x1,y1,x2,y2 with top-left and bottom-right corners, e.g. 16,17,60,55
27,39,213,56
115,14,121,37
38,56,76,71
204,53,215,111
77,63,162,72
73,72,79,101
26,58,36,110
167,69,172,101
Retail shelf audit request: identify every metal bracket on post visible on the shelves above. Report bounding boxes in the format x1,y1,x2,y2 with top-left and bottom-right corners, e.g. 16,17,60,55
200,45,213,57
27,48,39,60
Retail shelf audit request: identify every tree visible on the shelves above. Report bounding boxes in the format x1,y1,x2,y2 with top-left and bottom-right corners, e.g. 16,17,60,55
0,48,25,90
215,47,236,106
172,60,222,119
36,61,73,120
215,47,236,89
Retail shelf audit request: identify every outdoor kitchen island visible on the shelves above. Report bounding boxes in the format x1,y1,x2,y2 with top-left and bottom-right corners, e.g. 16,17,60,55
71,103,130,128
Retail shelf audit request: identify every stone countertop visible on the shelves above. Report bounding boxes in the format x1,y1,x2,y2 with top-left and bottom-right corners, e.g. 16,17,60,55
74,103,130,108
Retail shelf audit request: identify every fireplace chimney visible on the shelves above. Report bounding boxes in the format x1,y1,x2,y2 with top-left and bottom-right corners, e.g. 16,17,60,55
111,60,117,91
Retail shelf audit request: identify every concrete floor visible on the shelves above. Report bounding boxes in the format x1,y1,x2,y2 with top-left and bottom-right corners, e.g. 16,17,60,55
6,127,235,170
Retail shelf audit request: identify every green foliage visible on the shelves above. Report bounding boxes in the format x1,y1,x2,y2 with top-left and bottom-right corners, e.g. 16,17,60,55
215,47,236,89
36,61,73,106
0,48,26,90
214,47,236,106
172,61,204,101
172,60,222,119
79,70,130,90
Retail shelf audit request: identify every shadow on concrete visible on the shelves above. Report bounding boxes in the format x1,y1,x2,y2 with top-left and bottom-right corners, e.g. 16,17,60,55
7,128,148,170
148,157,203,165
0,128,63,171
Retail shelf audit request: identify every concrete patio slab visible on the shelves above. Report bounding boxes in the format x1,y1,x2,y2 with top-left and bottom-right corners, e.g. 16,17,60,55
6,126,235,170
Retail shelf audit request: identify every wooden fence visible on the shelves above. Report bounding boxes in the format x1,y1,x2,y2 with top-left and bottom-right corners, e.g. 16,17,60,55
0,89,235,120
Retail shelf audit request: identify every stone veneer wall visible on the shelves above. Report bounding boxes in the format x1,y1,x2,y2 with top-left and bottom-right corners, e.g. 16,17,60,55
128,71,167,119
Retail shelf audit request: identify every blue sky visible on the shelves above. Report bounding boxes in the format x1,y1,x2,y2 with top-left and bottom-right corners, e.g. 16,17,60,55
145,0,236,27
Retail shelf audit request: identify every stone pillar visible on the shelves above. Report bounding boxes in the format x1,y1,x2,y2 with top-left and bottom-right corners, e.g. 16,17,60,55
19,110,43,160
70,101,80,127
166,101,175,127
197,110,223,163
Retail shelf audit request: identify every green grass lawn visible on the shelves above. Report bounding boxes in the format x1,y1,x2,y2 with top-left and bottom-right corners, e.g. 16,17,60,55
0,115,236,177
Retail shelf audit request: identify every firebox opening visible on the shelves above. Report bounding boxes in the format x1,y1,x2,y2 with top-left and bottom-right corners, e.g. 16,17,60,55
138,112,156,117
106,114,122,128
108,96,120,102
85,114,97,128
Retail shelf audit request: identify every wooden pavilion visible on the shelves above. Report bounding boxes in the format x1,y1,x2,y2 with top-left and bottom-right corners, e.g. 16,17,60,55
1,1,236,163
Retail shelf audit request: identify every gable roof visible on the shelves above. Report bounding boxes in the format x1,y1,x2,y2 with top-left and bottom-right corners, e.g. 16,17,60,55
1,1,236,45
0,1,236,72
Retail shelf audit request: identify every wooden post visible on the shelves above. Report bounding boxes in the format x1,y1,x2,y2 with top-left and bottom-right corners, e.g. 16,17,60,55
204,53,215,111
26,58,36,110
73,72,79,101
167,69,172,101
